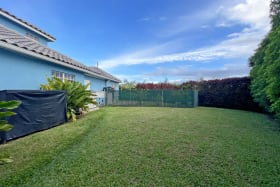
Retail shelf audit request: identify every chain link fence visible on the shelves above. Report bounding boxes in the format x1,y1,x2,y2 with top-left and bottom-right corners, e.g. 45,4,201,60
105,89,198,107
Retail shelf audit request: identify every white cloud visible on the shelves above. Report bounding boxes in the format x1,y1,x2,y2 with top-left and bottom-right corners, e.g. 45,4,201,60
100,0,270,82
200,25,210,29
147,63,250,81
159,16,167,21
116,62,251,83
215,22,233,28
113,73,157,83
158,8,217,37
226,0,270,29
100,26,268,69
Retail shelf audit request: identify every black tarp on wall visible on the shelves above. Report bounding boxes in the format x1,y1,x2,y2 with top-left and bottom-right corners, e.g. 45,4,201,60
0,90,67,142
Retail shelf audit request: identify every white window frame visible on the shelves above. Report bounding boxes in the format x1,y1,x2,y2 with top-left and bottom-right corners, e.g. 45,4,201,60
52,70,75,82
84,80,91,90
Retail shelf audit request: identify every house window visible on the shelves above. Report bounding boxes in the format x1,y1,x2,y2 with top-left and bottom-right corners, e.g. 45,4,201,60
84,80,91,90
52,70,75,82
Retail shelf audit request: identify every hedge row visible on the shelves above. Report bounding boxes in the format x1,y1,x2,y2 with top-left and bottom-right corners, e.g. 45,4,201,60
193,77,263,112
136,83,178,90
135,77,263,112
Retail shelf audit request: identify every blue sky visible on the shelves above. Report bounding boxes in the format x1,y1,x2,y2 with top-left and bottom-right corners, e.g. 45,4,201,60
1,0,270,83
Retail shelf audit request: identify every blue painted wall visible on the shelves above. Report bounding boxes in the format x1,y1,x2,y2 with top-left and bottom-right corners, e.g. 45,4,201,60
0,15,49,45
84,75,106,91
84,76,120,91
0,48,84,90
106,80,119,90
0,13,120,91
0,48,119,91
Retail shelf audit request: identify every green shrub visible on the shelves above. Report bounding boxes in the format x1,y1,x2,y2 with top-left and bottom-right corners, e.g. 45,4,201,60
249,1,280,119
40,77,97,121
0,100,21,164
197,77,263,112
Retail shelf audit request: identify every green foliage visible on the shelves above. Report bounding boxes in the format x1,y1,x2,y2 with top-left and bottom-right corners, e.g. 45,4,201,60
40,77,97,121
250,11,280,119
187,77,261,112
120,79,136,90
271,0,280,28
0,100,21,132
0,100,21,164
250,67,270,111
138,77,261,112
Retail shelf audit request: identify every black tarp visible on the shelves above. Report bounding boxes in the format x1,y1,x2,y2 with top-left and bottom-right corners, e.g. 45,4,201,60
0,90,67,142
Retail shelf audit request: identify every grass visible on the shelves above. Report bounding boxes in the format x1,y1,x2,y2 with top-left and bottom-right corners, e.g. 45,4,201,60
1,107,280,186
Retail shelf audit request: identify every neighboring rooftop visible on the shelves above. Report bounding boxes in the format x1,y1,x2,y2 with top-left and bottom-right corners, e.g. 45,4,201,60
0,8,56,42
0,24,121,83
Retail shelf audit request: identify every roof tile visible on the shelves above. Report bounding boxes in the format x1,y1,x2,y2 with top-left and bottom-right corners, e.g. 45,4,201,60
0,8,56,41
0,25,121,83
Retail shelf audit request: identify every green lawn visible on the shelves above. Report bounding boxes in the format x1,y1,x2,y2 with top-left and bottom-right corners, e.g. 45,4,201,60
1,107,280,186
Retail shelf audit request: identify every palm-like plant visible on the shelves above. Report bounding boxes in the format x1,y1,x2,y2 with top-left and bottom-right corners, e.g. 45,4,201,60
0,100,21,164
41,77,97,121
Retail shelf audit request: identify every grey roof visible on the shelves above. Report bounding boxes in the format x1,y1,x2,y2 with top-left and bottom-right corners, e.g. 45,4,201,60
0,8,56,41
0,25,121,83
89,66,121,83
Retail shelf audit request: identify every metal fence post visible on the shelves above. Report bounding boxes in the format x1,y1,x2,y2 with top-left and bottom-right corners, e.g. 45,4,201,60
194,90,198,107
161,90,164,107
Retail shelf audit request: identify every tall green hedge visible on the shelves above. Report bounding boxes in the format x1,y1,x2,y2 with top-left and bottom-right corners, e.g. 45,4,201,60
249,0,280,119
196,77,263,112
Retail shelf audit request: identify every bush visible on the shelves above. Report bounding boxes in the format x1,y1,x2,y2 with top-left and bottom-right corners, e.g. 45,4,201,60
0,100,21,164
249,0,280,119
197,77,263,112
136,83,178,90
41,77,97,121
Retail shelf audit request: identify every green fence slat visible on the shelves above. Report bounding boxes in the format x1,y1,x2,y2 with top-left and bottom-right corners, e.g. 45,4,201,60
106,89,198,108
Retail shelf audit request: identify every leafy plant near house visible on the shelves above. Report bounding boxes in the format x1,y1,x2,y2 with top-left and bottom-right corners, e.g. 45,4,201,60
40,77,97,121
0,100,21,164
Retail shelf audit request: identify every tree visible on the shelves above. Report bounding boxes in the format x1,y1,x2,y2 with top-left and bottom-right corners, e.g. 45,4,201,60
120,79,136,90
250,0,280,119
249,37,271,111
271,0,280,28
264,26,280,118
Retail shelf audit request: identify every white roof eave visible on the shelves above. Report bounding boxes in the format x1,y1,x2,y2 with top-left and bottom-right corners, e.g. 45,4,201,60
0,11,55,42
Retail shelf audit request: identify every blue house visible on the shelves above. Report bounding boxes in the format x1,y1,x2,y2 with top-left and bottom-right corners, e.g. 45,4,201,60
0,8,120,105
